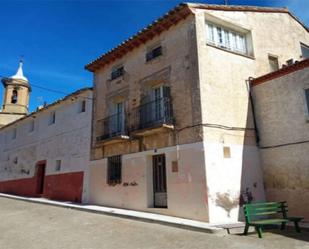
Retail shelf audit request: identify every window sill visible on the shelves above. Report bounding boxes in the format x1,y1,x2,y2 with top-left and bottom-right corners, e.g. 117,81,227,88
206,43,255,60
108,74,127,85
145,54,163,64
108,181,122,186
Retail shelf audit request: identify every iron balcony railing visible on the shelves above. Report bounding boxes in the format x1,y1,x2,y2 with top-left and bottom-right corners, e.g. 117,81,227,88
131,97,174,131
96,112,128,141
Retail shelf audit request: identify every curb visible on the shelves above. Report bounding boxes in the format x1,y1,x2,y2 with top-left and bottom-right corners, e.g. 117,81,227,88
0,193,224,235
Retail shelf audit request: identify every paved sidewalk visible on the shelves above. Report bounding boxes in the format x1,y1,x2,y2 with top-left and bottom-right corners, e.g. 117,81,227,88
0,193,223,234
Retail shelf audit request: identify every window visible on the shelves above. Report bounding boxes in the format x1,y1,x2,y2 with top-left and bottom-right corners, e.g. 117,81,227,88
111,66,124,80
152,86,164,120
11,89,18,104
49,111,56,125
305,89,309,116
12,128,17,140
109,102,124,135
268,55,279,72
146,46,162,62
107,155,122,184
206,23,247,55
55,160,61,171
301,43,309,59
29,120,35,133
78,100,86,113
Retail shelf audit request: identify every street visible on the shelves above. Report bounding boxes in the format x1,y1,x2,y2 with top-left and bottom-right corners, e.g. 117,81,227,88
0,197,308,249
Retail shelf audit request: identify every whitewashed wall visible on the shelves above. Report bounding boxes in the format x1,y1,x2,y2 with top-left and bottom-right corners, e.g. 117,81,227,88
0,89,92,202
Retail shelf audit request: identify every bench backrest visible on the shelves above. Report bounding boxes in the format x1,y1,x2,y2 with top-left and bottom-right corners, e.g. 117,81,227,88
243,202,288,223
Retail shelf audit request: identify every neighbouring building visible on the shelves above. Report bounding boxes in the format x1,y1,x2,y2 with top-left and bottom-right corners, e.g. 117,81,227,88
0,66,93,203
251,59,309,222
85,3,309,223
0,61,31,128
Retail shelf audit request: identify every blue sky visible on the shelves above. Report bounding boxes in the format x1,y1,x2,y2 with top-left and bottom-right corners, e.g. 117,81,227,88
0,0,308,112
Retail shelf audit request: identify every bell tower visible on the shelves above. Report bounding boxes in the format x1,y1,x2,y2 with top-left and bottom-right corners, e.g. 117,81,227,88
0,61,31,127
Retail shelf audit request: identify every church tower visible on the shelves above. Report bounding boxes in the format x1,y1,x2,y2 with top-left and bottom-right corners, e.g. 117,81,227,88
0,61,31,127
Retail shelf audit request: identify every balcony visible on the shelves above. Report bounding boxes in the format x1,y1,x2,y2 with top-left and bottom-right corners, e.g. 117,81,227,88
96,113,129,145
131,97,174,136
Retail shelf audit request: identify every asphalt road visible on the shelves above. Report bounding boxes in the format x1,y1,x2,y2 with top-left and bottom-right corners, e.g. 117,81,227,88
0,197,308,249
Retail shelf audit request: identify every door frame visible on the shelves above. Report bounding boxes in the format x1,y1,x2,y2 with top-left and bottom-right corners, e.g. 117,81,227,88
35,160,46,196
152,154,168,208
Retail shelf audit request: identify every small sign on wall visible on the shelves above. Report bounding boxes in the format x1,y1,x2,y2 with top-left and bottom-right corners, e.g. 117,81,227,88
172,161,178,172
223,146,231,158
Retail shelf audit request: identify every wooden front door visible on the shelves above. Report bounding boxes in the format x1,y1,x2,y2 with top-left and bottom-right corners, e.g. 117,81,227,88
153,154,167,208
36,162,46,195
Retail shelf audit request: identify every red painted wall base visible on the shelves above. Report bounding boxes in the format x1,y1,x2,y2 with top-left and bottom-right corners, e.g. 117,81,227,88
43,172,84,203
0,177,37,197
0,171,84,203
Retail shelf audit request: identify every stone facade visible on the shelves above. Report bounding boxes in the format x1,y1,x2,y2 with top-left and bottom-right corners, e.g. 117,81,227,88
251,60,309,222
87,3,309,223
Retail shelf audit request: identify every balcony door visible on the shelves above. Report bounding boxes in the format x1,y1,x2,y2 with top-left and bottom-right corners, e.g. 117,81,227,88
109,101,124,136
152,86,164,122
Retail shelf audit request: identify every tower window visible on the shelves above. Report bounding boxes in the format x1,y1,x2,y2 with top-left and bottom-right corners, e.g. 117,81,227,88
11,89,18,104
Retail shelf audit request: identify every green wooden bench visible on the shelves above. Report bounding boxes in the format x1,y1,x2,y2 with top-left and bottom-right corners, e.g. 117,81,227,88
243,201,303,238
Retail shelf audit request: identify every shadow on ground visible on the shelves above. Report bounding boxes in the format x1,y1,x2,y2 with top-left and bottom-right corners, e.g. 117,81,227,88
233,228,309,242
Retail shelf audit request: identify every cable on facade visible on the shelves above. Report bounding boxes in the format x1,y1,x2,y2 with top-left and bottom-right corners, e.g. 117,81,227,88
175,123,255,133
259,139,309,149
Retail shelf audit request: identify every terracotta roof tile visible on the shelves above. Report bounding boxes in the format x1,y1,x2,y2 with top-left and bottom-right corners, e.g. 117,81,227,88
251,58,309,87
85,3,308,72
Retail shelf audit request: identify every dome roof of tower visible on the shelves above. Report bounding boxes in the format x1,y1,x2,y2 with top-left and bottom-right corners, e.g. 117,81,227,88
11,60,28,82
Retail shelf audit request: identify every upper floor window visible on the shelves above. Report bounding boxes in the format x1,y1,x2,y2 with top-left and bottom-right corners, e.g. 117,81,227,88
78,100,86,113
301,43,309,59
268,55,279,72
146,46,162,62
305,88,309,116
109,101,125,135
49,111,56,125
12,128,17,140
111,66,124,80
206,23,247,55
11,89,18,104
29,120,35,133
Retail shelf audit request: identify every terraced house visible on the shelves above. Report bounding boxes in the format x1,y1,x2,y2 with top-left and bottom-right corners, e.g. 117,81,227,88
0,63,93,203
86,3,309,223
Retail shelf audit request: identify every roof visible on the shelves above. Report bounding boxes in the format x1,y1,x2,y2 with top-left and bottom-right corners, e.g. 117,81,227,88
0,87,93,131
251,58,309,87
11,60,28,82
85,2,309,72
2,60,31,89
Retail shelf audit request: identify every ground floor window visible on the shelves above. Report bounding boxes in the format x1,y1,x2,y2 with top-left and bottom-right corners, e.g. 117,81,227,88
107,155,122,185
